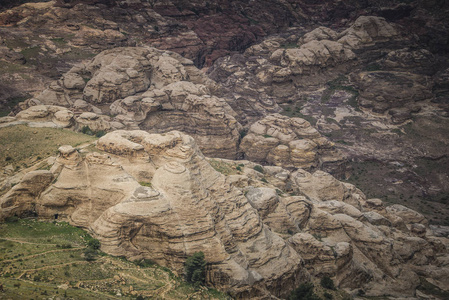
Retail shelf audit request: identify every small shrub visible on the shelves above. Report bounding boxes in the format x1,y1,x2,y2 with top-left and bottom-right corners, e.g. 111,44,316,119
253,165,264,173
5,216,19,223
324,292,333,300
239,129,248,140
87,238,101,250
139,182,152,188
95,130,106,138
137,259,155,267
320,276,335,290
289,282,320,300
83,247,97,261
185,252,206,287
81,126,93,136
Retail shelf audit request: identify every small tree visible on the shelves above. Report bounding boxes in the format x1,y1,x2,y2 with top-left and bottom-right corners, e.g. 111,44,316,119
184,252,206,286
289,282,321,300
320,276,335,290
87,238,101,250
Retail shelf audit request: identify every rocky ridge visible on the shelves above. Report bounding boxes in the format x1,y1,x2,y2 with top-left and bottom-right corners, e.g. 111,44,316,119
1,0,449,299
0,130,448,298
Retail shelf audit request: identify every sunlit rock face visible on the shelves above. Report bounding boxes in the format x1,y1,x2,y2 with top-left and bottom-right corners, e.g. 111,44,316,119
1,130,448,298
29,46,242,159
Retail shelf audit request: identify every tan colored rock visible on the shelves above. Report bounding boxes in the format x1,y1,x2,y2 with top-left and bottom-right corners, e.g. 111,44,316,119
291,169,365,205
75,112,111,132
272,39,355,76
14,105,74,128
1,130,448,298
338,16,399,49
300,26,338,44
0,170,53,219
386,204,428,226
288,233,352,276
240,114,345,170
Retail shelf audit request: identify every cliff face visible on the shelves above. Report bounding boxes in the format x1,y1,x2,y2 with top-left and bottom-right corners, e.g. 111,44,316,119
1,131,448,298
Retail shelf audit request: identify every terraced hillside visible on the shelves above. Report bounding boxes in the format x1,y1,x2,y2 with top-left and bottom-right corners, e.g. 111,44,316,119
0,218,229,300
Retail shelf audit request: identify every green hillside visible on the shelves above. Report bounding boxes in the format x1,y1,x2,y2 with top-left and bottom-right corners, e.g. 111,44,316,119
0,218,229,300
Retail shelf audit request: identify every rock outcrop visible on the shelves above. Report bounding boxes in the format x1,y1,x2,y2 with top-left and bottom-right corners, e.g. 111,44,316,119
240,114,346,173
1,130,448,298
0,131,308,298
26,46,242,158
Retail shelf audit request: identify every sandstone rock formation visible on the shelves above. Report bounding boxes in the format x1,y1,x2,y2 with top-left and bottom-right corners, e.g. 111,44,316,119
1,130,448,298
240,114,346,173
0,131,308,298
26,46,242,158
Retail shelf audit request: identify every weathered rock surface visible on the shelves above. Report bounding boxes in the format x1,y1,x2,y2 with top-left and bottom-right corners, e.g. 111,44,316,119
26,46,242,158
337,16,400,49
352,71,432,119
1,130,448,298
0,130,308,298
240,114,346,173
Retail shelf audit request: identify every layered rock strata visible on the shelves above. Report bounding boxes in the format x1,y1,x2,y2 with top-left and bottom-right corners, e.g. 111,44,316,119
239,114,346,173
24,46,242,158
1,130,448,298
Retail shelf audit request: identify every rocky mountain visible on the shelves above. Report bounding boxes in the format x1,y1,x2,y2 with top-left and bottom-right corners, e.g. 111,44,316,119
1,0,449,299
1,130,448,298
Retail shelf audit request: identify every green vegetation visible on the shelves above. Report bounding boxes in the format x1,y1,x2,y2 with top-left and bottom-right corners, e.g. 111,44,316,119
320,276,335,290
321,76,360,111
0,61,27,74
0,219,230,299
21,46,41,61
253,165,264,174
139,181,152,188
281,43,299,49
0,95,29,117
280,103,317,125
184,252,206,287
209,159,241,175
0,125,97,170
50,37,67,46
4,38,30,50
289,282,321,300
417,277,449,299
365,63,382,71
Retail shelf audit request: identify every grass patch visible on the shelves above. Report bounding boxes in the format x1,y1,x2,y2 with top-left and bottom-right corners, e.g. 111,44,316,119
4,38,30,50
280,103,317,125
322,76,360,111
0,219,230,299
50,37,67,46
0,125,97,169
209,159,239,176
0,61,27,74
139,181,152,188
280,43,299,49
0,95,30,117
21,46,41,61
